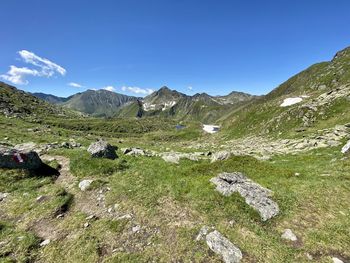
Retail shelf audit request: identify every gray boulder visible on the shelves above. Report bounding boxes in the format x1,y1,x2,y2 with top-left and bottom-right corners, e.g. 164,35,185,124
0,145,42,170
211,151,231,163
87,140,117,159
341,140,350,154
206,230,242,263
210,172,279,221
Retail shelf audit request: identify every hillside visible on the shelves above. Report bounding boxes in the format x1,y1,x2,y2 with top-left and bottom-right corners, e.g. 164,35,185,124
0,81,75,119
221,46,350,138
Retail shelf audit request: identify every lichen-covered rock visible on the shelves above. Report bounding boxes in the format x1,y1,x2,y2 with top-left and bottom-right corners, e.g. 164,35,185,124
206,230,242,263
210,172,279,221
87,140,117,159
0,145,42,169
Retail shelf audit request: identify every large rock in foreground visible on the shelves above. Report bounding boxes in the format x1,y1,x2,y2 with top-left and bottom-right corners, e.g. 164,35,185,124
206,230,242,263
210,172,279,221
87,140,117,159
0,145,42,170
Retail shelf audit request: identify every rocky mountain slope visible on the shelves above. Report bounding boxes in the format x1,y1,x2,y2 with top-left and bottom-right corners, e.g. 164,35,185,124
221,46,350,138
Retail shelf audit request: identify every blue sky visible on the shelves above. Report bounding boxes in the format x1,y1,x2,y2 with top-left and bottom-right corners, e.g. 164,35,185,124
1,0,350,97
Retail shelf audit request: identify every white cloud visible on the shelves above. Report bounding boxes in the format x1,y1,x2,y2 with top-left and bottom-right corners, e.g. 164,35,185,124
1,50,66,85
0,65,40,85
188,86,193,90
68,82,83,88
121,86,154,95
103,86,116,92
18,50,66,76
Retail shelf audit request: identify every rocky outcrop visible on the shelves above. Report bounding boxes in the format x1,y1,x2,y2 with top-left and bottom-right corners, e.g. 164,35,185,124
210,172,279,221
206,230,242,263
87,140,117,159
0,145,42,169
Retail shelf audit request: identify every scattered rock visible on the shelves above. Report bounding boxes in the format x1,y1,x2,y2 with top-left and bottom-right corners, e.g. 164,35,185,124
210,172,279,221
40,239,51,247
211,151,231,163
132,225,141,233
341,140,350,154
206,230,242,263
79,180,93,191
83,222,90,228
122,147,145,156
87,140,117,159
281,229,298,241
162,154,180,164
0,192,9,201
0,145,42,170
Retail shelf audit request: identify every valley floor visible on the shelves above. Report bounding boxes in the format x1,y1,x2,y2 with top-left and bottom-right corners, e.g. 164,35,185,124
0,116,349,263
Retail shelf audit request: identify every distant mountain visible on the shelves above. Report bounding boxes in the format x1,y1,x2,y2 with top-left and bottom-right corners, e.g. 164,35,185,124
31,89,140,117
32,92,69,104
116,86,256,122
62,89,139,117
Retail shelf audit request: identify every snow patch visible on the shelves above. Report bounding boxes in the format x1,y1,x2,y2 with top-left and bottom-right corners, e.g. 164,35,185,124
203,125,220,134
280,97,303,107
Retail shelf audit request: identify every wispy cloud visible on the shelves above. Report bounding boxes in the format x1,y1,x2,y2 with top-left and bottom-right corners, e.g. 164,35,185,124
103,86,116,92
68,82,83,88
121,86,154,95
1,50,66,85
187,86,193,90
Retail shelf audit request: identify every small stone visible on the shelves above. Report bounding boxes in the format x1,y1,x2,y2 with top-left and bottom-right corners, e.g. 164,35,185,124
56,214,64,219
306,253,313,260
40,239,51,247
0,192,9,201
132,225,141,233
332,257,344,263
162,154,180,164
86,215,97,221
36,195,46,202
294,173,300,176
281,229,298,241
79,180,93,191
87,139,117,159
206,230,242,263
84,222,90,228
211,151,231,163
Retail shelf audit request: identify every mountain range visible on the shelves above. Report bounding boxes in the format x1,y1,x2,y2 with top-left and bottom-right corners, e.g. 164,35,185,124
31,86,257,121
1,45,350,135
